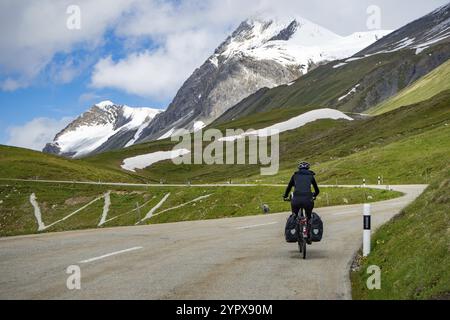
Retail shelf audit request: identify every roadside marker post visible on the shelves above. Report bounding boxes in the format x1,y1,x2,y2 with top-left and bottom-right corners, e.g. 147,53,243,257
363,204,371,257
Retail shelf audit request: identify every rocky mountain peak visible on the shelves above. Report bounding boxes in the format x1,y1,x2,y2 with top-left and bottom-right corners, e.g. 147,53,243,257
43,101,161,158
43,15,393,157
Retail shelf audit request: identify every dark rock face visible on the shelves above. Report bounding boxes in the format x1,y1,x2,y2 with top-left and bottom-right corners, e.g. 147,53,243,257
269,21,299,41
351,45,450,112
135,61,219,142
137,19,303,142
137,57,302,142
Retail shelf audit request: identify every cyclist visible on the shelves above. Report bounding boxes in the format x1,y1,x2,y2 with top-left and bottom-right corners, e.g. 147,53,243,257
283,161,320,244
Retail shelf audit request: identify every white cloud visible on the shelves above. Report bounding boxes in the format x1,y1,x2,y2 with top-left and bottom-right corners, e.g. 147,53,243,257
91,28,224,99
46,57,89,85
1,0,447,95
1,78,28,91
6,117,73,151
89,0,268,100
0,0,134,90
88,0,267,100
90,0,449,101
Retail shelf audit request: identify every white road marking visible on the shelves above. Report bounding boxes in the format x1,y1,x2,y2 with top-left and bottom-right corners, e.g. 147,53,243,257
137,193,171,224
151,194,212,218
79,246,143,264
105,198,154,224
236,222,278,230
98,191,111,227
29,193,45,231
43,196,103,231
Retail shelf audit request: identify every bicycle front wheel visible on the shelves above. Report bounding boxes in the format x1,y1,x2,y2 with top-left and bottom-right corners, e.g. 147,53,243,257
302,240,307,259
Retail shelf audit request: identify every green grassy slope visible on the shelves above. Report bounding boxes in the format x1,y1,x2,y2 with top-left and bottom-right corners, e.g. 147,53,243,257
86,117,348,184
85,90,450,185
369,59,450,115
0,181,401,237
271,90,450,182
311,124,450,185
259,123,449,186
0,145,139,182
351,169,450,299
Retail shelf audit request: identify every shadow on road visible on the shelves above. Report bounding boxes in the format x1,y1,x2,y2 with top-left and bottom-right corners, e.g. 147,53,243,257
289,249,327,260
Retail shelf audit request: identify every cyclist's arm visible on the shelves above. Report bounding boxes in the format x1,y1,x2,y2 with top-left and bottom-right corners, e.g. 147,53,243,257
284,176,295,198
312,177,320,197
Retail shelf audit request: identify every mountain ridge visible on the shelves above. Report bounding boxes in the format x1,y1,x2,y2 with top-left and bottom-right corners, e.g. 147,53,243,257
44,15,388,158
214,4,450,123
43,101,162,158
134,16,389,143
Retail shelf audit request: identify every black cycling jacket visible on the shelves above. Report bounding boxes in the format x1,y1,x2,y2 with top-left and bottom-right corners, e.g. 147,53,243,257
284,169,320,198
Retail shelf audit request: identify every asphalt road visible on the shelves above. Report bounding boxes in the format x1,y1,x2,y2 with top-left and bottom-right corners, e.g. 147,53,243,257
0,185,426,300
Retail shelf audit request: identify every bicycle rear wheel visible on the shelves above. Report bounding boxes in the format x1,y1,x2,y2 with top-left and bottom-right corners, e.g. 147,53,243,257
298,238,303,253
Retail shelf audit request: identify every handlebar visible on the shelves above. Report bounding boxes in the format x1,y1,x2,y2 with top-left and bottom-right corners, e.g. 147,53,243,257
283,195,317,201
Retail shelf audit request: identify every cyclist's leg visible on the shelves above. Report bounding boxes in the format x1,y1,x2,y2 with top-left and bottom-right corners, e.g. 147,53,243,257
304,201,313,220
291,198,301,216
297,197,312,219
299,198,314,243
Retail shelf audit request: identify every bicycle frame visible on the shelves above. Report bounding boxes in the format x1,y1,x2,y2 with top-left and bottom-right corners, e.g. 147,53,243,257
298,208,308,240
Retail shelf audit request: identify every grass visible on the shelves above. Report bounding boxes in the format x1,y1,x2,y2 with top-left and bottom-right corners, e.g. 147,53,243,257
369,59,450,115
0,145,140,183
351,169,450,299
83,110,349,184
146,185,401,225
258,124,450,186
3,90,448,188
0,181,401,237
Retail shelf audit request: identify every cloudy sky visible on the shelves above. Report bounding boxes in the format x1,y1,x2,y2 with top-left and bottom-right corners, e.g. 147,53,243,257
0,0,448,150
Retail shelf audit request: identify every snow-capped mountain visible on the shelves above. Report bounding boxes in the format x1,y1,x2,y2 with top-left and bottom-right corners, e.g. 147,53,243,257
213,17,390,74
44,16,390,158
134,16,390,143
215,4,450,122
357,3,450,56
43,101,162,158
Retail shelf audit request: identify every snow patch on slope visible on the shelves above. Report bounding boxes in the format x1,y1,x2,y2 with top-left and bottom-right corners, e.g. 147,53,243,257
219,108,353,141
333,62,347,68
56,122,115,156
349,27,450,60
124,108,163,147
193,121,206,132
338,84,361,101
157,128,175,140
121,149,191,172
